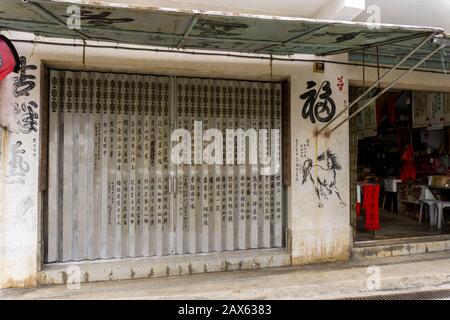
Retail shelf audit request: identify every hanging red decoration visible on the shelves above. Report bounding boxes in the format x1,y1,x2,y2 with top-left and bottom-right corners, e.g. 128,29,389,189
401,144,414,161
0,35,20,81
400,162,417,181
400,144,416,182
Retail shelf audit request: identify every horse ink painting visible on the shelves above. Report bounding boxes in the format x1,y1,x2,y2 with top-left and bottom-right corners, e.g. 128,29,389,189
302,149,346,208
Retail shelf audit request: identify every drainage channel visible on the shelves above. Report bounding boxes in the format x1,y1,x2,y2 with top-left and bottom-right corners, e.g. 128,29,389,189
343,289,450,300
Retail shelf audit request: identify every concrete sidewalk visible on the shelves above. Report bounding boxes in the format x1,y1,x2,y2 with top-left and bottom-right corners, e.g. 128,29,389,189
1,251,450,300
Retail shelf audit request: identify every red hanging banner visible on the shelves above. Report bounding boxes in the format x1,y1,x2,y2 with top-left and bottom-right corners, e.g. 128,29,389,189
363,184,380,231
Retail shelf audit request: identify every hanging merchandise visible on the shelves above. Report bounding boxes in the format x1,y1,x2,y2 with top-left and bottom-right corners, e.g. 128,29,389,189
401,144,414,161
400,144,417,182
400,162,417,181
0,35,20,81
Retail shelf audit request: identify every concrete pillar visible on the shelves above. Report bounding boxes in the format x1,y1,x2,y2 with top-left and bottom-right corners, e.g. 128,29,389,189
288,62,351,264
0,43,41,288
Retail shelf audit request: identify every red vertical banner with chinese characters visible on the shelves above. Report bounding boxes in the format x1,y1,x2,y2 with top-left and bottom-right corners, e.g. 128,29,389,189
363,184,380,231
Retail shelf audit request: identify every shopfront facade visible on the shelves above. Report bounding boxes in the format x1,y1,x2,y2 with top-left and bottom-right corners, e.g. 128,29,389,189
1,1,450,289
3,37,450,288
0,30,354,288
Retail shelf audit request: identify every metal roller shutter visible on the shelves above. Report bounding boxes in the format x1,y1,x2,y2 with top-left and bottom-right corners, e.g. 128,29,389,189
46,70,283,263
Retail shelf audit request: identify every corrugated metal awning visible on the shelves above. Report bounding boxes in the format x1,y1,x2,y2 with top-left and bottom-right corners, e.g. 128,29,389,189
0,0,445,57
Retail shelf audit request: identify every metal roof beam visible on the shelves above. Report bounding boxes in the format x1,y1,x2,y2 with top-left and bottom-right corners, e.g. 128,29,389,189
316,32,438,56
322,41,445,135
177,15,199,49
319,33,436,134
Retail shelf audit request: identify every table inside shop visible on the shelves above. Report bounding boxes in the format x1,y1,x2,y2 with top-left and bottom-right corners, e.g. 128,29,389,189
398,184,450,217
427,185,450,201
397,183,424,217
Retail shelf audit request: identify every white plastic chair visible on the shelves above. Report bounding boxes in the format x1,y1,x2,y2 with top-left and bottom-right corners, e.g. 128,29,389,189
435,201,450,229
419,187,438,226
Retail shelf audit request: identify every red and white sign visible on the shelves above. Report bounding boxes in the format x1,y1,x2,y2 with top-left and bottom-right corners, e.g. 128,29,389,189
363,184,380,231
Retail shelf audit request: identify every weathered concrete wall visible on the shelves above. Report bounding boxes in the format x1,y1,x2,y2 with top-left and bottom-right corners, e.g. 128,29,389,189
0,30,352,287
0,40,41,288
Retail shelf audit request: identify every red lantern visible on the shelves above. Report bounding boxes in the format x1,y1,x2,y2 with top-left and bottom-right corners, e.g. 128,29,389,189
0,35,20,81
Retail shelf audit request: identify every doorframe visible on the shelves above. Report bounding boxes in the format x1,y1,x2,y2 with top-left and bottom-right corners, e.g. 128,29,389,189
38,63,51,270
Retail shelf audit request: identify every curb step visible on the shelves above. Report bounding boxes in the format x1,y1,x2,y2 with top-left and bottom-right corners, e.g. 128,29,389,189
352,238,450,259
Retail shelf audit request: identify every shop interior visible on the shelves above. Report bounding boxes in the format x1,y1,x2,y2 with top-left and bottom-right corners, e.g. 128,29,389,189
353,87,450,241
